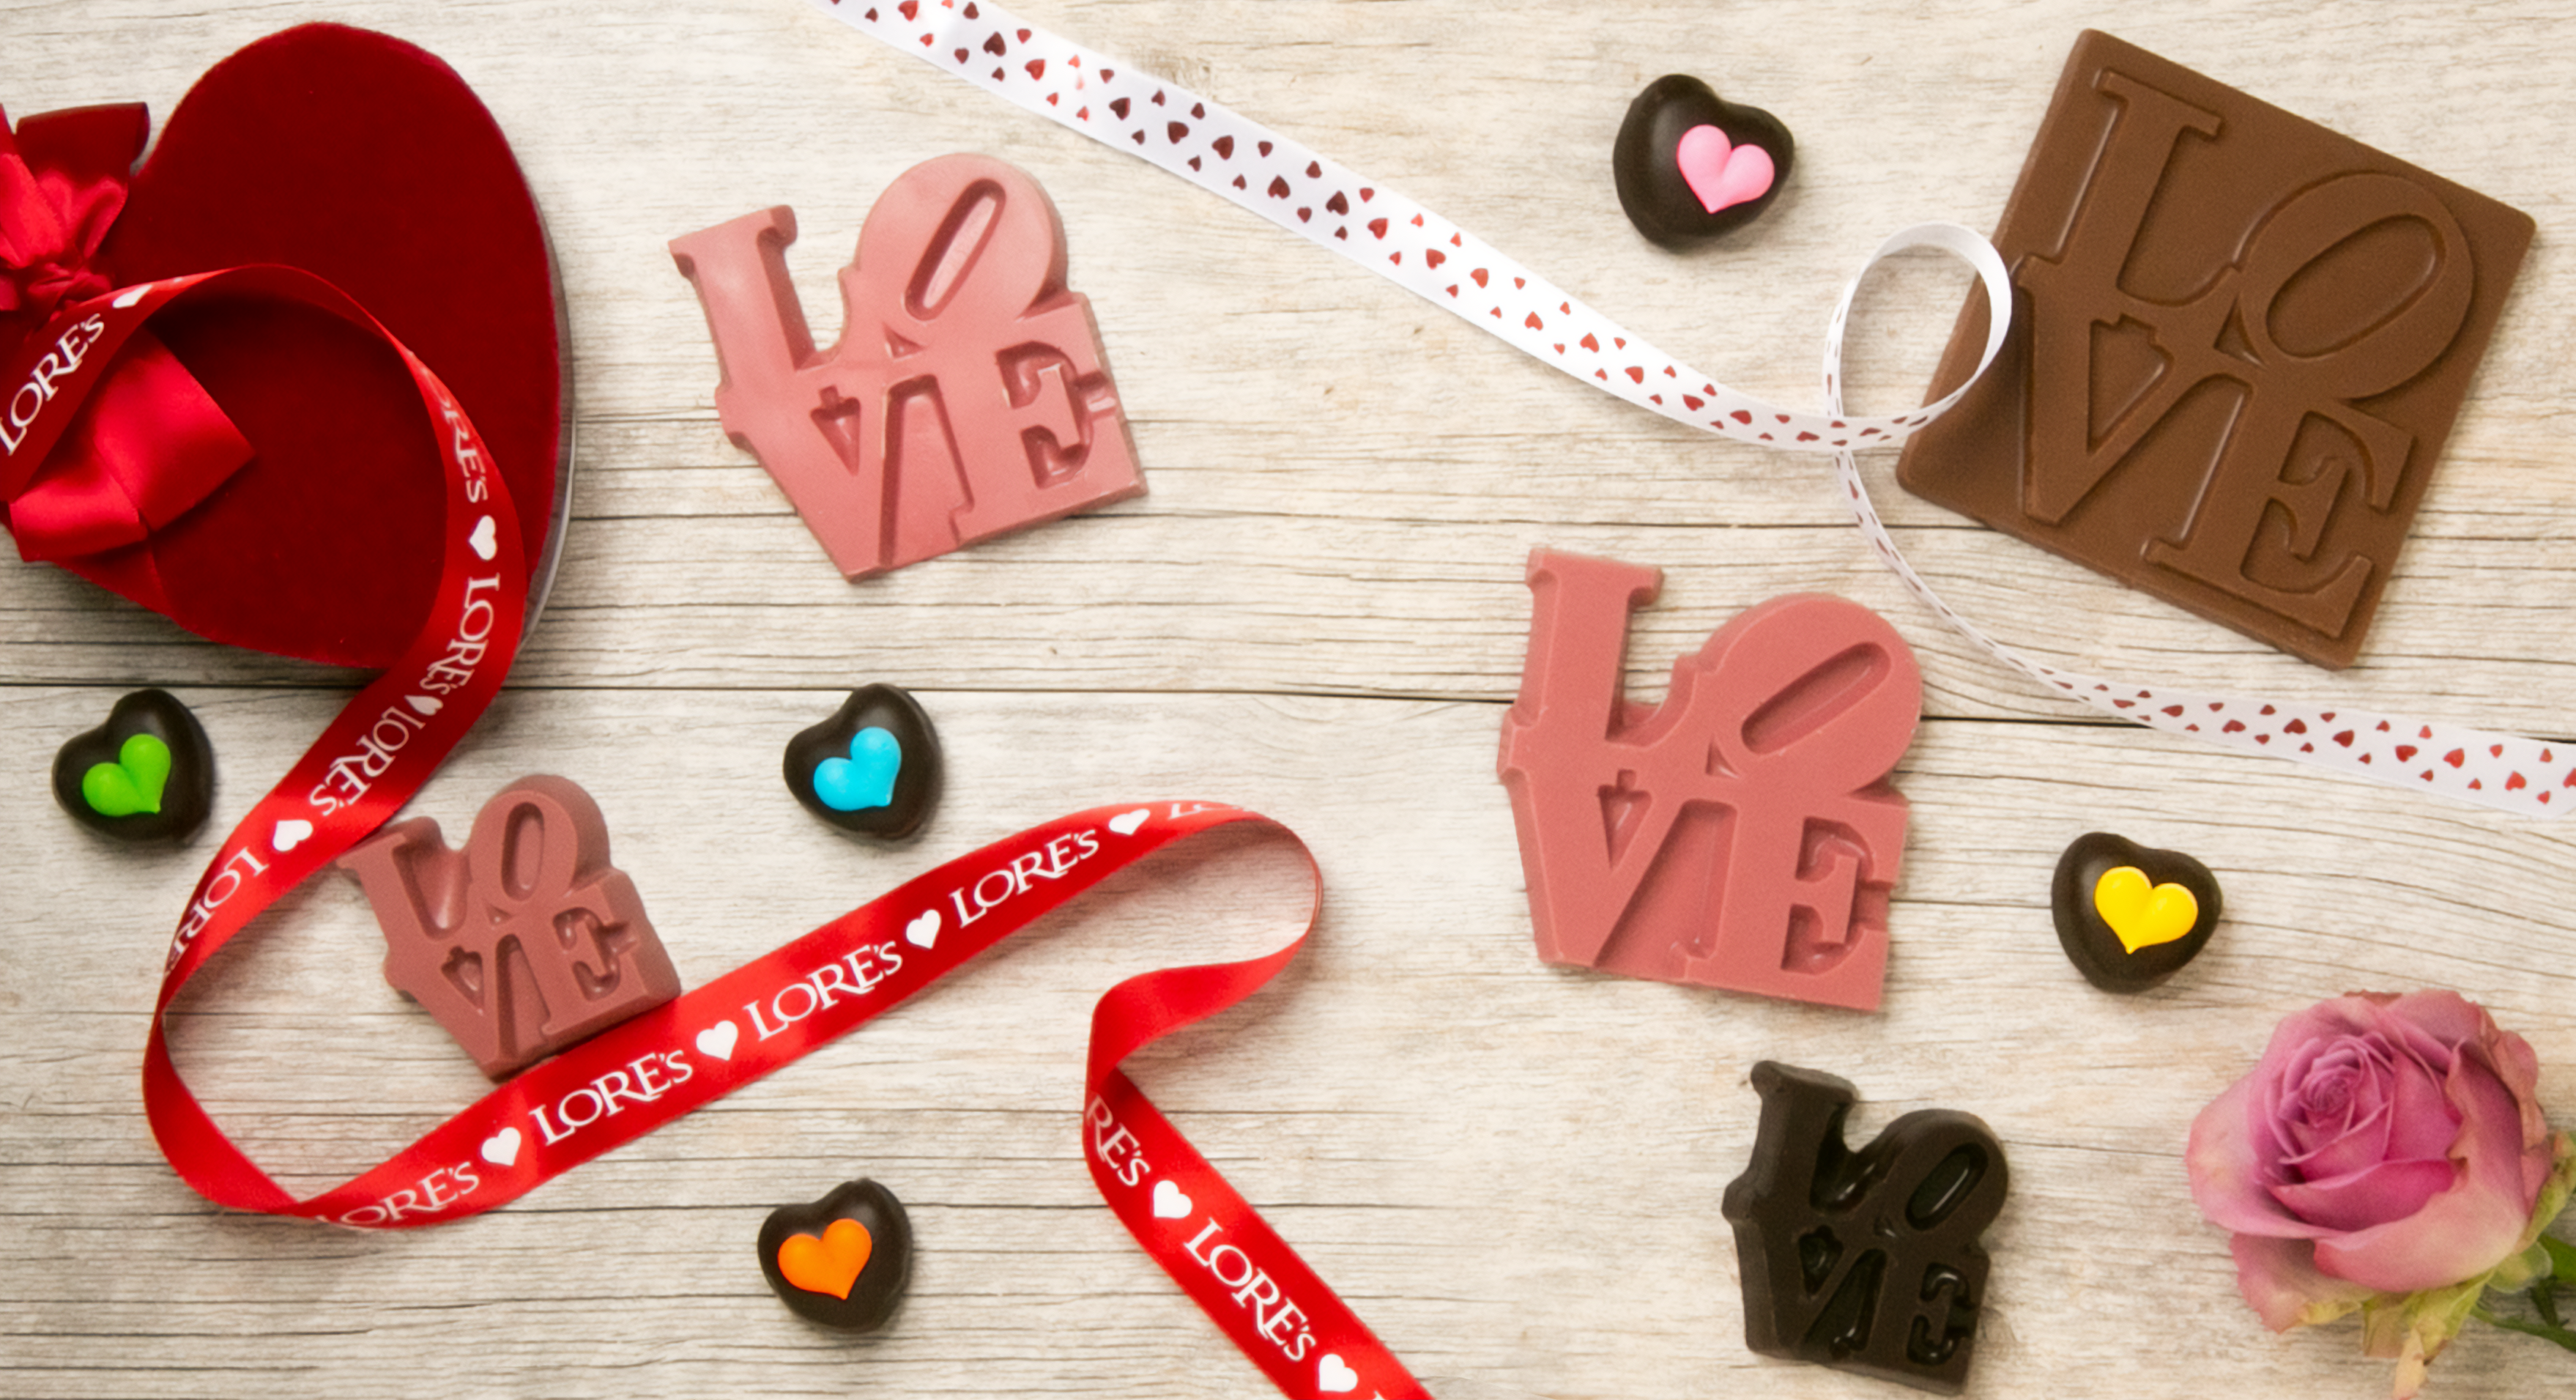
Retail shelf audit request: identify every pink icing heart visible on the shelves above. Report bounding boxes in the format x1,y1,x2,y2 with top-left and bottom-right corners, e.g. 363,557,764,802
1674,125,1775,215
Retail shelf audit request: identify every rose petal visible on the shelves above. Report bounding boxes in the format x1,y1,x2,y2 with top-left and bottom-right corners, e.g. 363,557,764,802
2271,1157,2456,1233
2284,1046,2401,1178
2191,1074,2334,1239
2380,1045,2460,1164
2371,990,2486,1048
2228,1232,2372,1331
2309,1047,2542,1292
2454,1005,2553,1178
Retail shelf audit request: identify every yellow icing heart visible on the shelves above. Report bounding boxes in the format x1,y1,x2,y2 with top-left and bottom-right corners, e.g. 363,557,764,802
2093,865,2199,954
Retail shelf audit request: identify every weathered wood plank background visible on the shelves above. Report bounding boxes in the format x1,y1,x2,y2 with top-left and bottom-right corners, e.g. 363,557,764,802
7,2,2576,1397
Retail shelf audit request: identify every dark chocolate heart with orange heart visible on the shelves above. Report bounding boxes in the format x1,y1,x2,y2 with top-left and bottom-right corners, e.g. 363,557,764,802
757,1178,914,1331
2,24,565,667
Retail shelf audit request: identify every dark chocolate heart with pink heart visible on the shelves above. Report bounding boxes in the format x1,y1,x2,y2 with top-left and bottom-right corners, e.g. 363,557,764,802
1,24,566,667
1613,74,1796,248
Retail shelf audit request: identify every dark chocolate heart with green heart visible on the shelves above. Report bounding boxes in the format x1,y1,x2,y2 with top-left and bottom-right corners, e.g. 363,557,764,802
52,688,213,842
2050,832,2222,992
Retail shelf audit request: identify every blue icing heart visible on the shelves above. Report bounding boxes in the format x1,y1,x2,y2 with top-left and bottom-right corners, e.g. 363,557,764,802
812,727,902,812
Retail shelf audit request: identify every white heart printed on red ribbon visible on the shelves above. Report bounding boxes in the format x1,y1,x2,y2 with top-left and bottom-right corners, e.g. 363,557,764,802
271,818,313,852
1673,124,1775,213
1151,1179,1192,1220
694,1021,739,1062
1317,1353,1359,1393
905,908,942,948
479,1126,521,1168
1108,808,1151,836
467,514,498,561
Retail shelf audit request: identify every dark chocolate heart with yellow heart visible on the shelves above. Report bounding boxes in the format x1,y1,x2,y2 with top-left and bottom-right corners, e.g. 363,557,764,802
2051,832,2222,992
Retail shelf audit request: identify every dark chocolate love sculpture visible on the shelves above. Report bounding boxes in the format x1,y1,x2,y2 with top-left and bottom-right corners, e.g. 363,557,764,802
757,1178,915,1331
52,689,214,842
1613,74,1794,248
2051,832,2222,992
1722,1062,2007,1395
783,684,942,839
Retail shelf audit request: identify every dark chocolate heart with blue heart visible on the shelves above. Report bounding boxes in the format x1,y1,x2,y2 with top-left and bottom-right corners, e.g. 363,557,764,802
1614,74,1795,248
52,688,215,842
784,684,940,838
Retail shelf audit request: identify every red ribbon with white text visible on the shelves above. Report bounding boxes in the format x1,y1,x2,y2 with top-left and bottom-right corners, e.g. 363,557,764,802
20,267,1424,1395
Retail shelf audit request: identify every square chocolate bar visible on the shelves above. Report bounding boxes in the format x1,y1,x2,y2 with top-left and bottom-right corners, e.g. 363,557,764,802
1896,30,2532,669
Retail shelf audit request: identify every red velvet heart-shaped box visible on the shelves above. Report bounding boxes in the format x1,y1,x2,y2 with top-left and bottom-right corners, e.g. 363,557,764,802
3,23,566,667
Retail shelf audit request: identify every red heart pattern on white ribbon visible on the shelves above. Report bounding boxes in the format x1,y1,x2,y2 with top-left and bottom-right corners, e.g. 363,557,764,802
811,0,2575,820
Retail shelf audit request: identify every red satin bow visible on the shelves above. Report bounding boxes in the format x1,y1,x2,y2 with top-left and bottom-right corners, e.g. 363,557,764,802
0,103,249,568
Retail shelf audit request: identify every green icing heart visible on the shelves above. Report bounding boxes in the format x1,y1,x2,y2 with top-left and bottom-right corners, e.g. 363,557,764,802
83,733,173,818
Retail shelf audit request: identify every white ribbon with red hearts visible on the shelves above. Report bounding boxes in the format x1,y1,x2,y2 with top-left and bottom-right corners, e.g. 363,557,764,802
807,0,2575,815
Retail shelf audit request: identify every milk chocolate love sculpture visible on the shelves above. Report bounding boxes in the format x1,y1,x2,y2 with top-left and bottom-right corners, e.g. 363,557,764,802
1897,32,2531,669
0,25,568,667
670,154,1141,579
336,776,678,1079
1498,549,1920,1011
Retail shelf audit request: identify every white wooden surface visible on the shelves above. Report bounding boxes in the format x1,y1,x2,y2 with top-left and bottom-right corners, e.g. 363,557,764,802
7,2,2576,1396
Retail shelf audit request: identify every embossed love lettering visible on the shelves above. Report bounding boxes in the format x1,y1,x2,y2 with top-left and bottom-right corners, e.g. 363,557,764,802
1722,1062,2008,1393
1497,549,1920,1010
337,775,680,1078
2019,72,2473,642
1897,33,2533,669
669,153,1142,578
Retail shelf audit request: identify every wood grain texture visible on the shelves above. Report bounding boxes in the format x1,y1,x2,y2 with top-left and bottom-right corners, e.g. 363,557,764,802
7,2,2576,1397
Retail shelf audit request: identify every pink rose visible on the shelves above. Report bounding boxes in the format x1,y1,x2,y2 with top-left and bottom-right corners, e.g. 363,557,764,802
2189,990,2572,1394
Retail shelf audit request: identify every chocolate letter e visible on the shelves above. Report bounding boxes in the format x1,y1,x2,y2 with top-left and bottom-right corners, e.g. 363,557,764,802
1498,550,1919,1011
669,155,1142,579
337,775,680,1078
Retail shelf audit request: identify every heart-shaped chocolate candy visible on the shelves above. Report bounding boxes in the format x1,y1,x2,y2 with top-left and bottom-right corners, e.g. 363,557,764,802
2050,832,2222,991
1613,74,1795,248
52,689,214,842
784,685,941,838
757,1178,914,1330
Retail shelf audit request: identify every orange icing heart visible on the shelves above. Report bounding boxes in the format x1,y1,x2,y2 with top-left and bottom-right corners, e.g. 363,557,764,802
777,1218,874,1299
2093,865,2199,954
